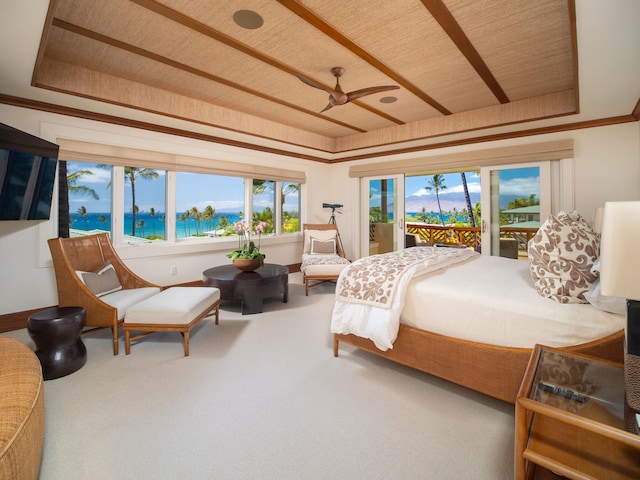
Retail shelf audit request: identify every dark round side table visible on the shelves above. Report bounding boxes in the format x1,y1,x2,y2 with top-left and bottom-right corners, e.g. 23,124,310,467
27,306,87,380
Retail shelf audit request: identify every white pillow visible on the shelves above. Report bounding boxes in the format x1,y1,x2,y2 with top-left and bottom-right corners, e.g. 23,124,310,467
303,229,337,253
310,237,336,255
76,261,123,297
583,278,626,315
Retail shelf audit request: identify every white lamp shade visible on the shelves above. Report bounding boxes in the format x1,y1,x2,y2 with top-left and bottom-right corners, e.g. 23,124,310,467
600,201,640,301
593,207,604,234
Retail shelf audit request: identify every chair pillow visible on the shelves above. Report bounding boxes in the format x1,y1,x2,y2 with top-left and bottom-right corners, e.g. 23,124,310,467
527,211,599,304
310,237,336,255
77,261,123,297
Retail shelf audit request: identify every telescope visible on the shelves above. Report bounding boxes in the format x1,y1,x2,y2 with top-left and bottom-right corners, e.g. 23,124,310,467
322,203,343,209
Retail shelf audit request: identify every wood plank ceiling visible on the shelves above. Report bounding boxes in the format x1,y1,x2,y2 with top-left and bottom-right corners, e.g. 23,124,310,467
33,0,577,155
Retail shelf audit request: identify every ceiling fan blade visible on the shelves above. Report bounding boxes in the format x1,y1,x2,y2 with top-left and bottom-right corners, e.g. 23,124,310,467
347,85,400,102
295,73,333,94
319,102,334,113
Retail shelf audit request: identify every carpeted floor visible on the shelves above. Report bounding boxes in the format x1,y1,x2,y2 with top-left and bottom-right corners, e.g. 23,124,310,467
5,273,515,479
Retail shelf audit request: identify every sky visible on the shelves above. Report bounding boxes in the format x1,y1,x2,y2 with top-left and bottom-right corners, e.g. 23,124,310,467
403,167,540,211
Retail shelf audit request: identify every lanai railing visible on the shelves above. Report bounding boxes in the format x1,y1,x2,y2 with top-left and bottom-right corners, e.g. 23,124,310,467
405,223,538,253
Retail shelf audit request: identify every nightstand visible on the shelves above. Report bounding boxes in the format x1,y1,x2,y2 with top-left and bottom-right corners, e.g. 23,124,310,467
515,345,640,480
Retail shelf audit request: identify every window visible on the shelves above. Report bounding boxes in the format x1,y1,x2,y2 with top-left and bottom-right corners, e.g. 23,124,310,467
252,179,275,232
58,162,299,242
62,161,112,237
122,167,166,242
281,182,300,233
175,172,244,238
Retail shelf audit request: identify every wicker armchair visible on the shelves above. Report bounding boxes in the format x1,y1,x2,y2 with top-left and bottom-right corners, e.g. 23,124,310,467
301,224,350,295
48,233,161,355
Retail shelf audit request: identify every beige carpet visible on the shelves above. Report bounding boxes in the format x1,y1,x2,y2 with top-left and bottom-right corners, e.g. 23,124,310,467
6,273,515,479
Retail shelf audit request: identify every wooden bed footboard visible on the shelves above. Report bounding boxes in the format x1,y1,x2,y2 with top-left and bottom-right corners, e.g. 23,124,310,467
333,326,624,404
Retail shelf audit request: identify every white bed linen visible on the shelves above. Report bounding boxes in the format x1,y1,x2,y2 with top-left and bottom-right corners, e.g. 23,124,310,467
330,247,477,351
401,254,625,348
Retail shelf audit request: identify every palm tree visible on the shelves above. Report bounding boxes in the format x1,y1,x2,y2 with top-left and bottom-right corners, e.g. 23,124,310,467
148,207,157,236
189,207,201,235
460,172,476,227
426,174,447,225
179,211,190,237
124,167,158,237
137,219,145,237
97,214,107,231
76,205,89,230
58,164,100,237
203,205,217,234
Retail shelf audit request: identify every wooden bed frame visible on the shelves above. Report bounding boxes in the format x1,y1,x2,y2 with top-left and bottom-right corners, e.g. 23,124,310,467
333,326,624,404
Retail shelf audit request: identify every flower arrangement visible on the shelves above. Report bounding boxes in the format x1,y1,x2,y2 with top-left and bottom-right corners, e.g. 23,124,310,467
226,220,268,266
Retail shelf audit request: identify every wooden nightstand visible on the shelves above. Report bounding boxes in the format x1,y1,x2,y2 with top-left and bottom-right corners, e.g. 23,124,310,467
515,345,640,480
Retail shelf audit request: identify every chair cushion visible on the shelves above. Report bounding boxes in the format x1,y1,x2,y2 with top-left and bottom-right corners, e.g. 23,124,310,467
301,253,350,275
305,263,350,277
100,287,161,320
124,287,220,325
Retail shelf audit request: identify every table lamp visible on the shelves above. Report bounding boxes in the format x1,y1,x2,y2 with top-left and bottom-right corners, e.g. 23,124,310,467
600,201,640,412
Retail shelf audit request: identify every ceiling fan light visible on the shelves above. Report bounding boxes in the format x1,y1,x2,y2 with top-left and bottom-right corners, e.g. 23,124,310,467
380,96,398,104
233,10,264,30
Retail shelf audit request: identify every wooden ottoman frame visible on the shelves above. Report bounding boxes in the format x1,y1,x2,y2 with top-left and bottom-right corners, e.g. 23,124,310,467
124,288,220,356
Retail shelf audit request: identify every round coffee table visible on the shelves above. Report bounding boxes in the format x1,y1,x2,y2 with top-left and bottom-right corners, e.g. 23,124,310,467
27,306,87,380
202,263,288,315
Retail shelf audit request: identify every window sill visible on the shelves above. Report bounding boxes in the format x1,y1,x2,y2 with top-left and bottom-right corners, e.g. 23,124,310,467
115,232,302,260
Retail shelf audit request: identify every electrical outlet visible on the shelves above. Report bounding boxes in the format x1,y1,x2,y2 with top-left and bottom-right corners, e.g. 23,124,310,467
169,265,177,275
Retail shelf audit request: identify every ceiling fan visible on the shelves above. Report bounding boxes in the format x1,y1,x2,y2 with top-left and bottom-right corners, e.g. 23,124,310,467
295,67,400,113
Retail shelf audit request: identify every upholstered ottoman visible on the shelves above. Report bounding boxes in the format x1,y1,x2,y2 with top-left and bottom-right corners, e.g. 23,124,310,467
303,263,350,296
124,287,220,356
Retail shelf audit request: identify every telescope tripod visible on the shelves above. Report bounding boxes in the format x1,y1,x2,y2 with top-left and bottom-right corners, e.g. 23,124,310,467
328,207,345,256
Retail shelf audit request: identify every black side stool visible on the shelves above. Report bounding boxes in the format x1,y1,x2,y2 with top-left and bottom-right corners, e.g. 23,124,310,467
27,306,87,380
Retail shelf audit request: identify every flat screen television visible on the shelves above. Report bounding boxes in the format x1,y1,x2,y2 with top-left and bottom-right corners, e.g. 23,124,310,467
0,123,59,220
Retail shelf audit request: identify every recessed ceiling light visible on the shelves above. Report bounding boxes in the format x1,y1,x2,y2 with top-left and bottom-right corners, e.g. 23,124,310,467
380,96,398,104
233,10,264,30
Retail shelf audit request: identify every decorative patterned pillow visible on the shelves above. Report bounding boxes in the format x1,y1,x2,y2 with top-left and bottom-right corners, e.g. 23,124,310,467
303,229,337,253
310,237,336,255
76,261,123,297
528,211,600,303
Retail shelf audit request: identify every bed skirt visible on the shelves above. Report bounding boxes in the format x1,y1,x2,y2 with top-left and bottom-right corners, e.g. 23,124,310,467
333,326,624,404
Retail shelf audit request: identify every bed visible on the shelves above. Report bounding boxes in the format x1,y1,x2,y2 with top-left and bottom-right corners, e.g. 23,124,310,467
331,217,625,404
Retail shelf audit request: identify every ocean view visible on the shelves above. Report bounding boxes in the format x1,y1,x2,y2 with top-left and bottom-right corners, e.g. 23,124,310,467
70,211,244,239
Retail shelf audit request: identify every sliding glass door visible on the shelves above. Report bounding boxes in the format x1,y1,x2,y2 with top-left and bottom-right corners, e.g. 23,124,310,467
480,162,550,257
360,175,404,257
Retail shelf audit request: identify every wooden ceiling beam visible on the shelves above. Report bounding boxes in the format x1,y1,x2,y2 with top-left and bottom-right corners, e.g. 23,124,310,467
51,18,366,133
130,0,401,125
421,0,510,104
276,0,451,116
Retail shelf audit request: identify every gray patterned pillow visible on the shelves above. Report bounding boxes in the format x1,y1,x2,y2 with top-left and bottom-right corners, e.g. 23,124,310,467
527,211,600,303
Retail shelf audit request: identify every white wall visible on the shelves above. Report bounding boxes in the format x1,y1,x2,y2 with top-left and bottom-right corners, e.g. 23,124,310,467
1,103,639,315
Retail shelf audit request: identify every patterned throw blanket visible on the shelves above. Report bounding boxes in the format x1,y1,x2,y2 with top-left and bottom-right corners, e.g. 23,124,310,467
331,246,478,351
336,246,477,308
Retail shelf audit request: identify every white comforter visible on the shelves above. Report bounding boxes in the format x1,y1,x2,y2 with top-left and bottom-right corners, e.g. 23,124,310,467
330,247,478,350
331,252,625,352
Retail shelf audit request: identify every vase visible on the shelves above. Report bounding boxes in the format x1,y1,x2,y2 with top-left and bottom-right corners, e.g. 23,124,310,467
233,258,261,272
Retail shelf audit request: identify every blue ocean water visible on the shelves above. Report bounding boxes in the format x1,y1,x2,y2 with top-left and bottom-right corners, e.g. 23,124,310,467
70,211,243,239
